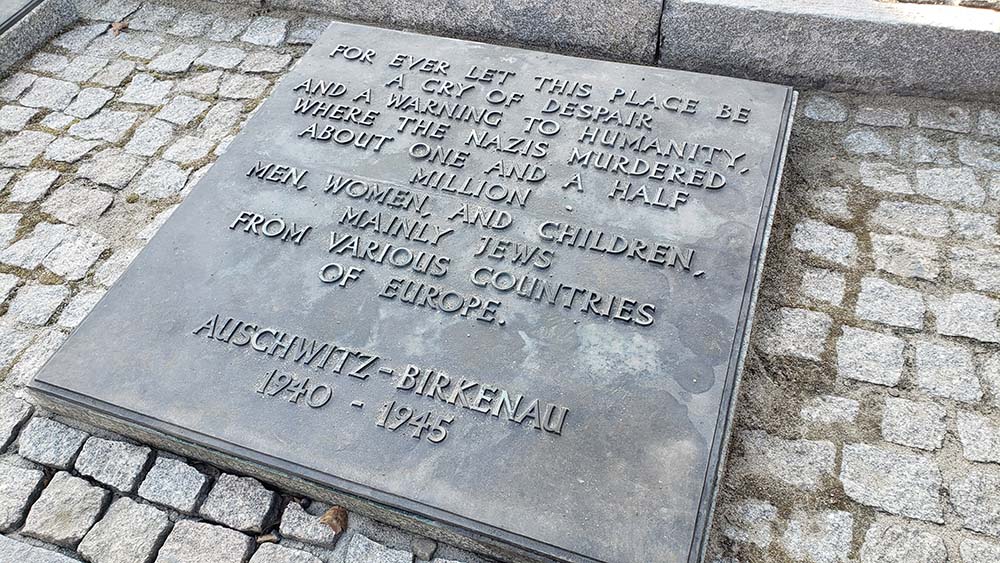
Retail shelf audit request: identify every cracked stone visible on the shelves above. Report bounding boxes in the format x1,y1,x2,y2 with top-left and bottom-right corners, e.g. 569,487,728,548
7,284,68,324
871,234,938,280
149,45,204,74
125,118,175,156
138,455,208,513
840,443,942,523
0,395,32,450
92,59,135,87
0,73,37,100
899,134,952,165
0,104,38,131
0,130,55,166
858,522,946,563
41,182,113,225
914,340,981,402
22,471,109,548
932,292,1000,343
121,73,173,105
75,436,151,492
20,77,79,111
59,55,109,83
157,96,210,126
44,137,101,163
129,4,178,31
133,160,189,199
69,110,139,142
88,0,141,21
0,462,44,532
51,22,109,52
79,497,170,563
58,289,103,329
855,277,925,329
77,148,145,188
0,322,34,371
64,87,114,119
43,229,108,280
242,16,287,46
0,213,17,247
200,473,275,533
9,170,59,203
155,520,253,563
881,397,946,451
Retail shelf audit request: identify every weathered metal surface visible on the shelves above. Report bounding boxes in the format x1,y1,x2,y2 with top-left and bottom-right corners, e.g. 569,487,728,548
30,21,794,563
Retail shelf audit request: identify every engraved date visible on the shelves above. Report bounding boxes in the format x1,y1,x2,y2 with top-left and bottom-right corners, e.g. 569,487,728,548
256,369,332,408
375,400,453,443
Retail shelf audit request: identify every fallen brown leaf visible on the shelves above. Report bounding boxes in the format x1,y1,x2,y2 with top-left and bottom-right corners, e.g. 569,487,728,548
320,505,348,534
111,21,128,36
255,533,278,544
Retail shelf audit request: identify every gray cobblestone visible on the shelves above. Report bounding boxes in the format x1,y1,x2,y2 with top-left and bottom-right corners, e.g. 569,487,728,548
241,52,292,73
871,234,939,280
961,537,1000,562
0,395,32,450
18,417,87,469
958,140,1000,172
792,219,857,266
92,59,135,87
0,130,55,166
51,22,108,52
208,15,250,42
932,292,1000,343
855,277,925,329
780,510,852,563
0,322,34,371
0,104,38,131
242,16,287,47
129,4,178,31
950,468,1000,537
7,328,67,387
9,170,59,203
28,53,69,73
22,471,109,547
0,216,17,250
75,436,152,492
856,106,909,128
951,210,1000,244
721,499,776,548
132,159,189,199
859,162,912,194
64,88,113,119
950,246,1000,293
20,78,79,111
138,455,208,513
0,73,37,101
870,201,950,238
155,520,253,563
803,95,847,122
121,73,173,106
914,340,981,403
149,45,204,74
279,501,340,548
219,73,269,99
288,19,329,45
899,134,952,165
44,137,101,163
981,110,1000,138
836,326,904,386
0,534,78,562
808,185,852,219
800,395,859,424
250,543,323,563
346,533,412,563
125,118,175,156
840,443,943,523
43,229,107,280
881,396,946,451
844,129,893,156
0,222,72,268
59,55,109,83
800,268,845,306
178,70,222,95
169,12,214,38
163,136,214,164
78,148,145,188
195,46,246,70
157,96,210,126
70,110,139,143
0,461,44,531
39,113,74,130
41,183,113,225
957,411,1000,464
200,473,275,533
858,522,946,563
79,497,170,563
917,106,973,133
914,167,985,206
736,430,835,490
57,289,103,329
759,307,832,361
8,284,68,325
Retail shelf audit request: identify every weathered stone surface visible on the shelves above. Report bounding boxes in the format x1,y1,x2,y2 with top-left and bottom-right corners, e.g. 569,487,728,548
736,430,835,490
720,499,777,548
836,327,904,386
917,106,972,133
840,443,942,523
411,538,436,560
871,234,938,280
28,53,69,73
855,277,924,329
129,4,178,31
800,268,845,306
0,222,72,269
0,214,18,248
914,167,985,206
7,284,68,325
0,462,44,531
0,395,32,450
792,219,857,266
808,185,852,219
138,455,208,513
859,162,912,194
163,136,214,165
0,534,78,562
79,497,170,563
7,328,68,387
125,119,176,157
64,88,114,119
881,397,946,451
44,137,101,163
0,73,38,100
0,104,38,131
958,139,1000,171
242,16,287,46
957,411,1000,464
981,110,1000,138
249,543,323,563
288,19,329,45
42,229,108,280
932,292,1000,343
856,106,909,128
961,537,1000,563
803,95,847,122
0,131,55,167
69,110,139,143
94,245,141,287
155,520,253,563
58,289,104,329
899,134,951,165
121,74,173,106
52,22,109,52
149,45,204,74
75,436,152,492
346,534,412,563
9,170,59,203
240,52,292,73
178,71,222,95
950,468,1000,537
60,55,110,83
914,340,981,403
208,15,250,42
219,73,269,99
950,246,1000,294
40,112,74,131
22,471,109,547
858,522,946,563
17,417,87,469
870,201,950,238
279,501,340,548
780,510,852,563
41,183,113,225
201,473,275,533
93,59,136,87
759,308,831,361
844,129,893,156
77,148,145,189
132,160,190,199
196,46,247,70
20,78,79,111
168,12,214,37
199,100,242,140
800,395,859,424
157,96,210,126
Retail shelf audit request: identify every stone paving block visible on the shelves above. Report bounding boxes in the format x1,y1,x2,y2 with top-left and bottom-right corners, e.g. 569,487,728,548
800,268,845,306
900,133,952,165
126,118,176,157
780,510,852,563
220,73,270,99
858,522,946,563
288,18,329,45
75,436,152,492
855,277,924,329
78,148,145,189
57,288,103,329
132,160,190,199
94,245,141,287
27,52,69,74
917,105,973,133
957,411,1000,464
736,430,835,491
0,534,78,562
88,0,141,21
808,185,852,220
7,328,69,387
881,396,946,451
59,55,110,83
78,497,170,563
92,59,135,87
840,443,942,523
0,72,38,100
163,136,214,165
129,4,179,31
346,534,412,563
0,130,56,167
0,214,17,249
20,78,79,111
856,106,909,128
914,340,982,403
869,201,950,238
64,88,114,119
950,468,1000,537
242,16,287,47
843,129,893,156
0,104,38,131
932,292,1000,343
950,246,1000,293
0,322,35,372
914,167,985,206
958,139,1000,171
240,52,292,73
41,182,113,225
981,110,1000,138
836,326,904,386
279,501,340,548
0,222,73,269
951,210,1000,244
791,219,857,266
40,113,74,130
961,537,1000,562
196,46,247,70
209,15,251,42
0,395,32,450
871,234,938,280
759,307,831,361
802,95,847,122
199,100,243,140
178,71,223,95
800,395,859,424
121,73,173,106
9,170,60,203
250,543,323,563
18,417,87,469
7,284,68,325
169,12,214,37
200,473,275,533
22,471,109,547
43,229,108,280
157,96,211,126
70,110,139,143
86,31,164,60
720,499,776,548
52,22,109,52
858,162,912,194
138,455,208,513
44,137,101,163
0,461,44,531
149,45,204,74
155,520,253,563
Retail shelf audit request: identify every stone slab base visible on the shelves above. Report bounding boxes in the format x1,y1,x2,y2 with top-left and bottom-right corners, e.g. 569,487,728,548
0,0,76,77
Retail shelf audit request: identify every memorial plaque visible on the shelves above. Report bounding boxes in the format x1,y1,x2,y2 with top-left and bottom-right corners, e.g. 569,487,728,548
30,22,794,563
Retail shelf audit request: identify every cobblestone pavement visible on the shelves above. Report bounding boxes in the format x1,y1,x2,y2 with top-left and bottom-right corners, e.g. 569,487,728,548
0,1,999,563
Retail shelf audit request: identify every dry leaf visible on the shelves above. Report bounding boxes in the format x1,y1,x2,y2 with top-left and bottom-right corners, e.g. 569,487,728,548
320,505,348,534
111,21,128,36
255,533,278,544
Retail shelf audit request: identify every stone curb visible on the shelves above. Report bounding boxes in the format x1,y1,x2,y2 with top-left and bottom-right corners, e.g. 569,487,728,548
659,0,1000,102
0,0,76,77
